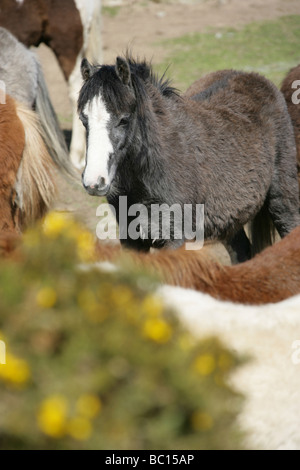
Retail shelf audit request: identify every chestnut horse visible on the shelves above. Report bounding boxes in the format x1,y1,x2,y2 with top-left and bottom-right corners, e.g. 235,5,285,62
2,215,299,305
94,225,300,305
0,0,102,168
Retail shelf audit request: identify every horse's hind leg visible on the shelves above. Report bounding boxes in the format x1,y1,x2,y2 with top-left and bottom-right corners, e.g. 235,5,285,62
267,129,300,237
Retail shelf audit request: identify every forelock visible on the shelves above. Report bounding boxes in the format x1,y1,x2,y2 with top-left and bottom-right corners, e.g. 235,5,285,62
78,65,135,115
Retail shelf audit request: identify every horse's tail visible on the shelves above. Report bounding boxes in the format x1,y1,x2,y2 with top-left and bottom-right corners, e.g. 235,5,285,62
35,62,78,180
14,100,57,227
248,202,276,256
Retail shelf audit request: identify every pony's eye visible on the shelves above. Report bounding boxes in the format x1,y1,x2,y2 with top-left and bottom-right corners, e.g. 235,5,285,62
117,115,130,127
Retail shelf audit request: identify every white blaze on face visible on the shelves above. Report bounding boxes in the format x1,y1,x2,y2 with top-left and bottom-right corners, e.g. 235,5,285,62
83,95,113,188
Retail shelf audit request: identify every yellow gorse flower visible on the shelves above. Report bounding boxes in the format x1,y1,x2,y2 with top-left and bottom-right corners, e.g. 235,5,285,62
0,352,30,387
193,353,216,376
42,211,96,262
36,287,57,309
37,393,102,441
75,230,95,262
37,395,69,438
143,318,172,343
43,211,71,239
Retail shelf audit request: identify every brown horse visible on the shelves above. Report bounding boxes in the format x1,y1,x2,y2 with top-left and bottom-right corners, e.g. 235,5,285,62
94,225,300,305
0,0,102,168
0,94,56,235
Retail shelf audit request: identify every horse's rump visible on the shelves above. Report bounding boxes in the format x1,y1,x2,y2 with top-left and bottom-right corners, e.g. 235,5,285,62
185,68,295,254
184,69,238,101
0,1,83,80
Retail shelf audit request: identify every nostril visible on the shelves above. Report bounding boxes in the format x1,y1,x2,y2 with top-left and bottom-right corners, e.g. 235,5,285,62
96,176,107,190
97,176,107,189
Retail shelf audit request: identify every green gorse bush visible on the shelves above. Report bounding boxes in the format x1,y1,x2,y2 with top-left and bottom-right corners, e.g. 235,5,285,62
0,212,246,449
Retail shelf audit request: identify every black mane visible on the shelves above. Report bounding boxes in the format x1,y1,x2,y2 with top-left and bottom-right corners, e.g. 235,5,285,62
125,56,180,98
78,56,179,115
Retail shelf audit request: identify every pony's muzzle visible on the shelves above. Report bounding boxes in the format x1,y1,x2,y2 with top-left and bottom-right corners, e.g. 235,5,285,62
82,175,109,196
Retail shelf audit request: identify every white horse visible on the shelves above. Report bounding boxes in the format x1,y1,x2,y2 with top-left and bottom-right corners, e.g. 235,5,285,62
160,286,300,450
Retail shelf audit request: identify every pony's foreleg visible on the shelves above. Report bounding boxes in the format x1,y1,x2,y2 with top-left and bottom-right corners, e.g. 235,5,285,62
68,58,86,169
268,122,300,237
267,182,300,238
223,228,252,264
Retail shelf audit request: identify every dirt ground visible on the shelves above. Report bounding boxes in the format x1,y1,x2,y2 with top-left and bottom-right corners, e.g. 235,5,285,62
102,0,300,63
34,0,300,263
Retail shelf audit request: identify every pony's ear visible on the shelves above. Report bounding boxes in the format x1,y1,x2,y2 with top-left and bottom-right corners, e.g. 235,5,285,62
115,57,131,86
81,58,94,81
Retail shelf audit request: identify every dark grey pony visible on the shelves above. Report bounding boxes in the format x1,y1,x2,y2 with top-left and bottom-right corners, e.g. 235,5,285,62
78,56,300,261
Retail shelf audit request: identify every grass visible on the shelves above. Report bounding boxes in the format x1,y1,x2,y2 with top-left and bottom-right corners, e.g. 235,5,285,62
102,6,121,17
57,113,73,126
155,15,300,91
